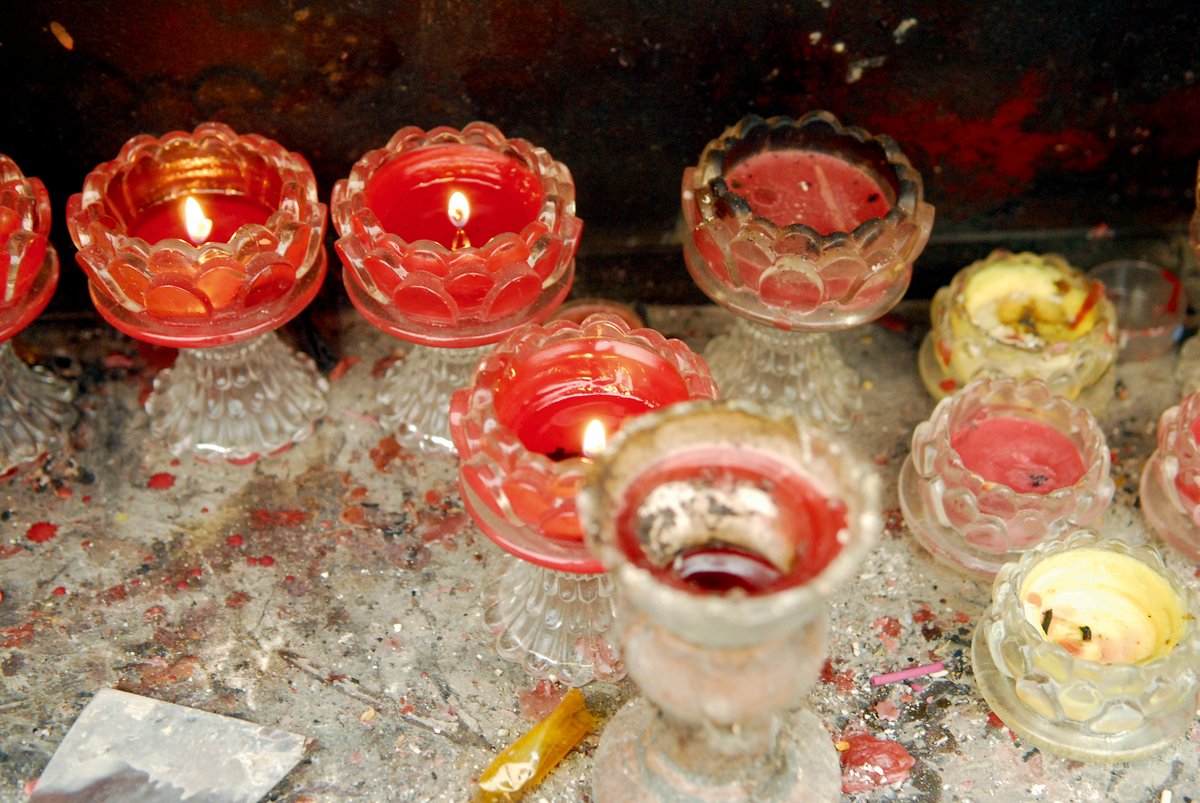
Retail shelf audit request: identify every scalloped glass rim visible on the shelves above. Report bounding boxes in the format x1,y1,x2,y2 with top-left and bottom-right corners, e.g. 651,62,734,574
331,122,581,344
0,245,59,343
67,122,327,346
451,313,718,572
701,112,924,244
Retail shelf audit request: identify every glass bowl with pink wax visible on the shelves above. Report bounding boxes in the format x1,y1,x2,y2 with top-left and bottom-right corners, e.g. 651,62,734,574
332,122,581,349
899,377,1113,576
66,122,327,348
682,111,934,330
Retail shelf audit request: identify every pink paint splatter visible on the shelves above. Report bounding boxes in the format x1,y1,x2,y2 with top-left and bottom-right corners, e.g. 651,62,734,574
840,731,916,793
26,522,58,543
147,472,176,490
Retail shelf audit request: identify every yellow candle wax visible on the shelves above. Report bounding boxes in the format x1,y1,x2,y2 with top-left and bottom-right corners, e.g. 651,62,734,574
1020,548,1186,665
961,257,1101,347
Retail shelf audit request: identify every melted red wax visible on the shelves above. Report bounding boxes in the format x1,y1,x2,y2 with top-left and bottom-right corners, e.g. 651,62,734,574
26,522,58,543
726,150,891,235
840,731,916,793
951,416,1085,494
147,472,176,490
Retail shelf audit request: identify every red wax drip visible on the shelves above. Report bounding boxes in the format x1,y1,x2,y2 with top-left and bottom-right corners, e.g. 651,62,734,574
365,144,544,249
725,150,890,235
129,195,273,244
671,545,785,593
951,416,1086,494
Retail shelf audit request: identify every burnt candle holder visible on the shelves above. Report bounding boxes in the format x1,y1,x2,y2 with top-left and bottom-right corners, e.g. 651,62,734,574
919,250,1118,403
581,400,881,801
972,530,1200,762
449,314,717,686
900,377,1113,575
334,122,581,450
682,112,934,430
0,155,76,473
67,123,329,463
1140,389,1200,562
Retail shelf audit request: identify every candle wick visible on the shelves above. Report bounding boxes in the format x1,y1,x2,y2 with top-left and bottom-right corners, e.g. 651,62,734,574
450,228,472,251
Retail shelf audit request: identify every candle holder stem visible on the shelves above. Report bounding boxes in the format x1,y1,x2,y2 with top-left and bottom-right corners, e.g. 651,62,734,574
146,331,328,463
705,318,859,429
593,613,840,802
0,341,77,473
378,344,489,451
482,551,622,687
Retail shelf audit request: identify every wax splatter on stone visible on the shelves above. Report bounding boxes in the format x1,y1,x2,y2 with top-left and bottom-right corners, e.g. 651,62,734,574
840,730,916,793
518,679,566,722
26,522,58,543
147,472,176,490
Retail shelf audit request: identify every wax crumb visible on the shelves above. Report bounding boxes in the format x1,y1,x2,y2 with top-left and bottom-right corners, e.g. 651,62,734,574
258,555,275,567
190,568,202,577
226,534,244,548
518,679,566,721
49,21,74,50
247,556,258,566
840,731,915,793
51,586,66,597
55,487,72,500
147,472,175,490
26,522,58,543
329,356,361,382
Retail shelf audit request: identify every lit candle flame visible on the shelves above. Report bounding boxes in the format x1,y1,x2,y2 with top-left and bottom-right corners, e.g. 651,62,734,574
582,419,607,458
183,195,213,244
448,190,471,250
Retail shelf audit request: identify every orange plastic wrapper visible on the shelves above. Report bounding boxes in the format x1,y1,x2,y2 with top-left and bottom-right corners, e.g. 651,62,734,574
475,688,595,801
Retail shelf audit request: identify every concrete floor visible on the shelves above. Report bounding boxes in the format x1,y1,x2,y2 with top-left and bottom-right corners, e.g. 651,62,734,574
0,299,1196,802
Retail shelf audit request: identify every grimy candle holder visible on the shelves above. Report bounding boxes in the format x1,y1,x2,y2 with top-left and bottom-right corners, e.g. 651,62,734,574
582,400,881,801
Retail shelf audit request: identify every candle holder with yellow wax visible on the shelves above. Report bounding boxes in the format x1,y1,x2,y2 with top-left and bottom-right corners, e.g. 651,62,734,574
581,400,881,802
899,377,1113,576
919,250,1118,404
334,123,581,450
1139,389,1200,562
449,314,717,686
67,123,329,463
972,530,1200,763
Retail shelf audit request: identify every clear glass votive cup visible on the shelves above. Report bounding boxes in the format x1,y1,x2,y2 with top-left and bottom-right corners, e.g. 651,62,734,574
1140,389,1200,562
900,377,1113,575
972,530,1200,763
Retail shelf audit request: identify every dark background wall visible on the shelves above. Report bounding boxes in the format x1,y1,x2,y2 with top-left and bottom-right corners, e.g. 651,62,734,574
3,1,1199,310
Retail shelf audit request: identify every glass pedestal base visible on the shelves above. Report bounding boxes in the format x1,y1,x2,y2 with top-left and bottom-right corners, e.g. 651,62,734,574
378,344,489,452
592,700,841,802
482,552,623,687
0,341,77,474
704,317,859,430
145,330,329,464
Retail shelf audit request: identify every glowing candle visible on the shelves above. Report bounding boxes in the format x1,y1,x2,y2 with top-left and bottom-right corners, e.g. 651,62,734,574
581,418,607,458
128,194,273,245
1020,548,1185,665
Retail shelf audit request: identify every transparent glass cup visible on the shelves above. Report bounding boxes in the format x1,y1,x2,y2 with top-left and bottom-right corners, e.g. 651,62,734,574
900,377,1113,575
1140,389,1200,562
581,400,881,801
682,112,934,430
67,123,329,463
972,530,1200,762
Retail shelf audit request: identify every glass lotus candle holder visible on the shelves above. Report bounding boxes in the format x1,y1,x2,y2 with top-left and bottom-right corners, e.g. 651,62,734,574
919,250,1118,402
580,400,882,801
682,112,934,430
67,123,328,463
900,377,1113,576
0,155,77,473
1139,389,1200,562
334,122,581,449
449,314,718,686
972,530,1200,762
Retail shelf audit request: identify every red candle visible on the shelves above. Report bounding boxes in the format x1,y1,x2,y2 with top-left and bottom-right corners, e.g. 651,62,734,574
129,194,273,244
952,416,1086,494
494,338,694,460
724,150,891,235
365,144,544,249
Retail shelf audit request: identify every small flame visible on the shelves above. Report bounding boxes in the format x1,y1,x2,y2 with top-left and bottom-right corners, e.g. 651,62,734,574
582,419,607,458
183,196,213,244
448,191,470,229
